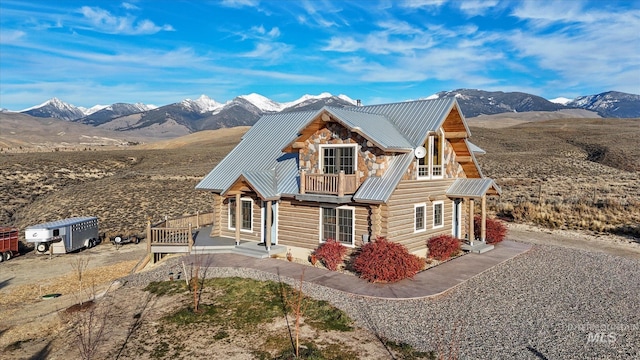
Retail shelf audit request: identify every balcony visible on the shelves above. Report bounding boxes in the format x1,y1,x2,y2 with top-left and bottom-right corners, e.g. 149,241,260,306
300,170,358,197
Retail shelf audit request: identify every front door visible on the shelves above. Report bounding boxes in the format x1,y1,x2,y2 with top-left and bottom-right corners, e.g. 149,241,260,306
453,199,462,238
262,201,278,245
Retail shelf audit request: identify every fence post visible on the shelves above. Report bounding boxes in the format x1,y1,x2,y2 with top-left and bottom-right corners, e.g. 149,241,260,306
188,223,193,253
146,220,151,253
196,210,200,228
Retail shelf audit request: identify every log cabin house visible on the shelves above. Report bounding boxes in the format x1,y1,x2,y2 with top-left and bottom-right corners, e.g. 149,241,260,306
196,98,500,258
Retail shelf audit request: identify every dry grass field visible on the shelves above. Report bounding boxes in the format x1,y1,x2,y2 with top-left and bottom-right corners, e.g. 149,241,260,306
471,118,640,239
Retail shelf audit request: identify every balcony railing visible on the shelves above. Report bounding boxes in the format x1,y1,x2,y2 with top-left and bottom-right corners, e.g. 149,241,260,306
300,170,358,197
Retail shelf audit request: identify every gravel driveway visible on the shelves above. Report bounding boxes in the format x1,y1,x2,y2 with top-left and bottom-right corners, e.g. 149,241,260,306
124,243,639,359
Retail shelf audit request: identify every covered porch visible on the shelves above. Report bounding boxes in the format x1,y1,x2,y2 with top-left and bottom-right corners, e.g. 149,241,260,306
446,178,502,253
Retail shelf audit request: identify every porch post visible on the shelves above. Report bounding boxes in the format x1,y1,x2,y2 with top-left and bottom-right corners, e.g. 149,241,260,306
481,195,487,242
338,170,345,197
468,198,475,245
300,170,306,194
235,193,241,246
266,200,272,252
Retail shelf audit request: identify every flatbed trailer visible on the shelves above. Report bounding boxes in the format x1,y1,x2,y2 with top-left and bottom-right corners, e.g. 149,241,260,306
25,217,99,254
0,226,19,262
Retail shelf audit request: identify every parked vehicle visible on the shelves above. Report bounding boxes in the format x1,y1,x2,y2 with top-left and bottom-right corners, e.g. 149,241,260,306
0,226,19,262
25,217,99,254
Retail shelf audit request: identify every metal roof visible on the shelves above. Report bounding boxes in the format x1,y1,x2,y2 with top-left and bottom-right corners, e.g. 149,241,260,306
350,97,459,146
197,97,487,204
467,141,486,155
324,107,413,151
446,178,502,198
353,152,414,203
26,216,98,230
196,111,314,192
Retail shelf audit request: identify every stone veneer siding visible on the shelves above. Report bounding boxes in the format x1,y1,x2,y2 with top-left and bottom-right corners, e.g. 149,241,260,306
298,123,389,181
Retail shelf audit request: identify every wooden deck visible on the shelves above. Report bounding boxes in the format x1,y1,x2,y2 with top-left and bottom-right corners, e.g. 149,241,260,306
148,221,286,262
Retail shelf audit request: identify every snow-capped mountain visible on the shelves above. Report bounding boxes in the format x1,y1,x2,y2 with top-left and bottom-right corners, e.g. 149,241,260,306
21,98,86,121
549,97,573,105
180,95,223,114
14,90,638,136
566,91,640,118
428,89,567,118
79,103,157,126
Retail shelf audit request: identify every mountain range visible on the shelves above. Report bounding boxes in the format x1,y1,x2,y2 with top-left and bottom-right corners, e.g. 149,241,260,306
4,90,639,135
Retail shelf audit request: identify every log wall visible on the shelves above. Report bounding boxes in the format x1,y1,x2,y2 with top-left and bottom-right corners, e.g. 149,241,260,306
382,179,456,253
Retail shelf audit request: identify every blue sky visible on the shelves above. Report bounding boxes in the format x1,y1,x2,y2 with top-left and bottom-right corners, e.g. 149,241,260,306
1,0,639,110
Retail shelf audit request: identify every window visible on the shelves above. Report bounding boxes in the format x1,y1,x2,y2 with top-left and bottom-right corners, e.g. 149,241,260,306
321,145,355,174
433,201,444,228
432,134,442,176
414,204,426,232
417,133,444,179
321,206,354,245
229,198,253,232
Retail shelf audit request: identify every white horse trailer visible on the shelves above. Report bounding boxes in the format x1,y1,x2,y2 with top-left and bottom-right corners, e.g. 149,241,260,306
25,217,99,254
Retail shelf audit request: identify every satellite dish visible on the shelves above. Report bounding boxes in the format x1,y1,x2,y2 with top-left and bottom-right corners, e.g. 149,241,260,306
414,146,427,159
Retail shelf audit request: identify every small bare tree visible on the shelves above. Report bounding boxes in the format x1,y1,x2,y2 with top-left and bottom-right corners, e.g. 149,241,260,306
184,252,213,312
70,257,91,305
282,269,307,358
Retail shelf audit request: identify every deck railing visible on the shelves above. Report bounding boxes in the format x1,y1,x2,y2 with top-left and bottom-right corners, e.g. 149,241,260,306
300,170,358,197
146,211,213,254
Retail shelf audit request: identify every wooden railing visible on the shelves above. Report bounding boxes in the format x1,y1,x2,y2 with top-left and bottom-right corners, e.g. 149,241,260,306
146,212,213,254
300,170,358,197
165,211,214,228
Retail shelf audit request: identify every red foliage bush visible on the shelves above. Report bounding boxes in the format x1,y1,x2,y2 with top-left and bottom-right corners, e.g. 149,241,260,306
427,235,461,261
474,216,508,244
352,236,425,283
314,239,347,271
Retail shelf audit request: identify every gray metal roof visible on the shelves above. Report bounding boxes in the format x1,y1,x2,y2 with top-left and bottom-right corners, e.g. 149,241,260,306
467,141,486,155
197,98,484,204
350,97,461,146
446,178,502,198
353,152,414,203
196,111,313,192
324,107,412,151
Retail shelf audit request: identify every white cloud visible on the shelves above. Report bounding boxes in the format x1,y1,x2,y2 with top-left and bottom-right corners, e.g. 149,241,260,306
400,0,447,9
458,0,499,17
121,2,140,11
220,0,260,8
508,4,640,93
0,30,26,43
78,6,175,35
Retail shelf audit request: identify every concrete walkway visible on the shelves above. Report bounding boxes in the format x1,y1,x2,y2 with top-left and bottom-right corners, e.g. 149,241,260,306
193,240,532,300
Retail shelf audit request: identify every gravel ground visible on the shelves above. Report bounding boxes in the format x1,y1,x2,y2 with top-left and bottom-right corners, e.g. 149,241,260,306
120,243,639,359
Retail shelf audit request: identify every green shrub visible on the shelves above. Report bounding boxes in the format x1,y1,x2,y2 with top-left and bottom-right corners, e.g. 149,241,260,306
427,235,461,261
314,239,347,271
352,236,425,283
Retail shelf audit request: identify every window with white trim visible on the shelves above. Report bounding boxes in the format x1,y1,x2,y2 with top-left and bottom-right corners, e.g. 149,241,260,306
417,132,444,179
229,198,253,232
414,203,426,232
320,144,356,174
320,206,354,245
433,201,444,228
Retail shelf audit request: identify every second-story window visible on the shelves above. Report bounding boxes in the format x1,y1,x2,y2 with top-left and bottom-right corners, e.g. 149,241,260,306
321,145,355,174
417,132,444,179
